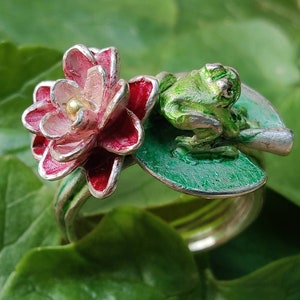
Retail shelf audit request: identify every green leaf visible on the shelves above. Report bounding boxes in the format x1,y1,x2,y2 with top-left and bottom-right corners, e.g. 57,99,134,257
208,254,300,300
0,156,60,290
0,0,176,77
266,87,300,206
209,188,300,279
0,42,62,166
175,0,300,41
160,19,299,103
0,207,201,300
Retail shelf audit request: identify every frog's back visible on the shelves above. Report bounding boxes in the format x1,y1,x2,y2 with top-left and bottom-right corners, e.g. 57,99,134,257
160,71,208,109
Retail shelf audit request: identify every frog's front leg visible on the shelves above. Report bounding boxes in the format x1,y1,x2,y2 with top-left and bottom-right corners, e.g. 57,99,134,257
175,127,238,159
175,126,222,149
162,100,223,146
162,101,239,158
161,100,234,157
161,99,222,130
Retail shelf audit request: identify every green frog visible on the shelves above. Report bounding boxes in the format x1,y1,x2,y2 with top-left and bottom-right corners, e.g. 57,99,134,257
158,63,252,157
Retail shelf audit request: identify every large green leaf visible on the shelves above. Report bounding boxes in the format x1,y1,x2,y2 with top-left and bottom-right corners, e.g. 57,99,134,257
1,202,299,299
208,254,300,300
0,207,201,300
175,0,300,41
160,19,299,103
0,42,62,166
209,189,300,279
204,189,300,299
0,0,176,77
0,156,60,290
265,87,300,206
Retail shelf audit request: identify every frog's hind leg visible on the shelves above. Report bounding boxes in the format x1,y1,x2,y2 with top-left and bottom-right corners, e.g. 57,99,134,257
174,128,238,160
175,128,219,149
192,145,238,159
172,143,238,164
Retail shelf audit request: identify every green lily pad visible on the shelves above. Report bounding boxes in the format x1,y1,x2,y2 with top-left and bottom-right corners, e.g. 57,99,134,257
135,120,265,197
238,84,286,128
135,85,291,197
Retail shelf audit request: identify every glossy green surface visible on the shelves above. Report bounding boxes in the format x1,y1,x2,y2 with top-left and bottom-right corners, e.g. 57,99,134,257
135,84,287,197
135,116,265,197
237,84,285,128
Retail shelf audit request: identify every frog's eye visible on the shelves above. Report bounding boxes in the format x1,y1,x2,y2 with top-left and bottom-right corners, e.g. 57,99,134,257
205,63,226,80
217,79,234,98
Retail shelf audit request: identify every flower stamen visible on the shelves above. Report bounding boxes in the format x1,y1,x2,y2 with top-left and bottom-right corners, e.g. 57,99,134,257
66,98,90,121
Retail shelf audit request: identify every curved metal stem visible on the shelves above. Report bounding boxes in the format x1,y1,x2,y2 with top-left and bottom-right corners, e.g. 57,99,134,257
54,166,263,249
54,168,90,242
181,189,263,252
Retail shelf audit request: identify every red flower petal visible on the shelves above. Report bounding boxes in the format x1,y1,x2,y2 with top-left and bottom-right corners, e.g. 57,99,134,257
31,135,49,160
50,131,95,162
63,45,96,88
127,76,158,122
85,148,123,198
34,81,54,103
40,111,72,139
22,101,56,134
90,47,119,87
38,142,78,180
101,109,143,154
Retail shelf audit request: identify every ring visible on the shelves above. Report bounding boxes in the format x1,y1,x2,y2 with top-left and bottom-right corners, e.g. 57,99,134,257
21,44,293,250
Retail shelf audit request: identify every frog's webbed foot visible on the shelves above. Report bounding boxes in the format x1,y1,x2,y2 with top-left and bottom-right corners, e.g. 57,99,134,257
208,145,239,158
175,135,203,147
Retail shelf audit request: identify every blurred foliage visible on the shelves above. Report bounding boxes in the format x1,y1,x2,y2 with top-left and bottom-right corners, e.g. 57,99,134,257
0,0,299,299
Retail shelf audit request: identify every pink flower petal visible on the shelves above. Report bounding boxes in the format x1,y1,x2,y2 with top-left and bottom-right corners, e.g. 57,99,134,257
22,101,56,134
83,66,106,110
50,131,95,162
128,75,158,122
90,47,119,87
51,79,80,113
31,135,49,160
99,79,129,129
40,111,72,139
100,109,143,154
34,81,54,103
63,45,96,88
73,109,98,131
85,148,123,198
38,142,78,180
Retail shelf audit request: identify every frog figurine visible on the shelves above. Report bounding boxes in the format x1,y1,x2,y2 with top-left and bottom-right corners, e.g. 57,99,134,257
157,63,255,158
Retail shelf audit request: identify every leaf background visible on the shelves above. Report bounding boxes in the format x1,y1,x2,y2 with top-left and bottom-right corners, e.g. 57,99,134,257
0,0,299,299
0,0,299,204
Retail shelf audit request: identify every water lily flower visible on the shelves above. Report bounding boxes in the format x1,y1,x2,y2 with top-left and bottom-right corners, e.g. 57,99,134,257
22,45,158,198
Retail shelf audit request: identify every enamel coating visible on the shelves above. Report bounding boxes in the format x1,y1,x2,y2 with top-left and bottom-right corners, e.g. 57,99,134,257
134,83,293,197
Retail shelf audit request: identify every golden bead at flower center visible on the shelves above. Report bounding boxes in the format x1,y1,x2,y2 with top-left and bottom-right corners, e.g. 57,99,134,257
66,98,86,121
